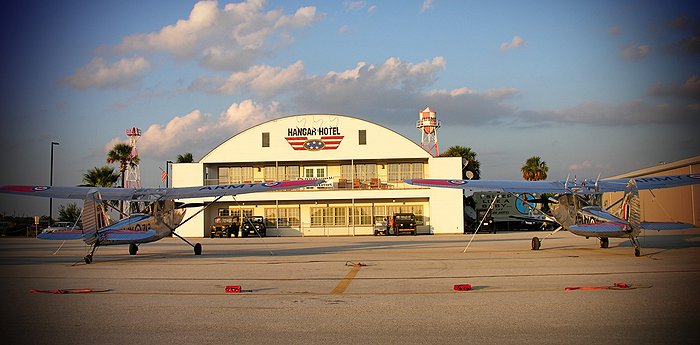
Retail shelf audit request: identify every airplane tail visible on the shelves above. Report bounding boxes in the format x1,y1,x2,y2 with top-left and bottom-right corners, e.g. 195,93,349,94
620,179,641,229
81,190,110,243
550,194,578,228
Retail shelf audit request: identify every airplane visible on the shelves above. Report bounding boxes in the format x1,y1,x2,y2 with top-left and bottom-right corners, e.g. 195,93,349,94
405,173,700,256
0,180,323,263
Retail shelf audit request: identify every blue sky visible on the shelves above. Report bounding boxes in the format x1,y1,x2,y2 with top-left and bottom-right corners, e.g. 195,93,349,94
1,0,698,216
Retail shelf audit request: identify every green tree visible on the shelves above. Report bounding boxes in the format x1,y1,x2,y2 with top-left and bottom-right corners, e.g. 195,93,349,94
521,156,549,181
440,146,481,180
176,152,194,163
106,143,139,188
58,203,81,223
81,166,120,187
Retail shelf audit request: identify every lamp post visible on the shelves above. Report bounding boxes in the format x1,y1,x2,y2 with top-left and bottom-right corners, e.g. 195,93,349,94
166,160,172,188
49,141,59,225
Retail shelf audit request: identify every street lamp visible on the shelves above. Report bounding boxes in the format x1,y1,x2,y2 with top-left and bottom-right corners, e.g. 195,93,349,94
49,141,59,225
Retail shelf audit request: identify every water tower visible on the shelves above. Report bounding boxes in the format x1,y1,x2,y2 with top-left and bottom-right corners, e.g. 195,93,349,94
416,106,441,156
125,127,141,189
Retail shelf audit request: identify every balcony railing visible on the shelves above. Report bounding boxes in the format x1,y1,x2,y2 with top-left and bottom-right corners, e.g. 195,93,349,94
203,175,422,191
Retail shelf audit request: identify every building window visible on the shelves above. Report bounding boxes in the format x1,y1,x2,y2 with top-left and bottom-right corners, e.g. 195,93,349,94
265,207,300,228
387,162,424,183
350,206,373,226
277,165,300,181
262,132,270,147
311,207,347,227
359,130,366,145
217,166,254,184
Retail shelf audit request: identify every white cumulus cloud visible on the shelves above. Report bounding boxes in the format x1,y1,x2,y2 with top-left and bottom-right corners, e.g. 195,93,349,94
499,35,527,51
61,57,151,89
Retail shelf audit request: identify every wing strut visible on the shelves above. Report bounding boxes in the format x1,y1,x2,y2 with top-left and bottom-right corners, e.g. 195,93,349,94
159,195,224,256
463,194,498,253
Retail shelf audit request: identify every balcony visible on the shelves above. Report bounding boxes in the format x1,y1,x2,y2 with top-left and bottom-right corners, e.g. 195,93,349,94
203,175,421,191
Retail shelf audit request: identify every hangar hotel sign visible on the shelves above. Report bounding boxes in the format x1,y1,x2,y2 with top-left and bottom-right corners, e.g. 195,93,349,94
285,126,343,151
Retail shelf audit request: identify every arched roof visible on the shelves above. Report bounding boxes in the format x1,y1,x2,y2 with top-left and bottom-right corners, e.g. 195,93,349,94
200,114,431,163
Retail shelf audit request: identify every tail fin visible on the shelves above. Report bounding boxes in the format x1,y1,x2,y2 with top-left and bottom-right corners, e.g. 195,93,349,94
620,179,641,229
81,190,110,241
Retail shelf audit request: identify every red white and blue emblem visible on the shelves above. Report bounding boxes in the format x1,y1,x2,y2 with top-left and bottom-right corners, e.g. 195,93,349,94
285,136,343,151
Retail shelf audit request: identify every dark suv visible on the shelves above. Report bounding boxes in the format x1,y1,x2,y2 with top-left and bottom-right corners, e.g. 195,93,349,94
240,216,267,237
392,213,417,236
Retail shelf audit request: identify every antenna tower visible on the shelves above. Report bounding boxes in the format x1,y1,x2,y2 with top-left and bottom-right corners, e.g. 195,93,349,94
125,127,141,189
416,106,441,156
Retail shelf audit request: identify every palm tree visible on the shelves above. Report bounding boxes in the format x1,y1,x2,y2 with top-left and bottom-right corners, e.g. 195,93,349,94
521,156,549,181
176,152,194,163
440,146,481,180
106,143,139,189
81,166,120,187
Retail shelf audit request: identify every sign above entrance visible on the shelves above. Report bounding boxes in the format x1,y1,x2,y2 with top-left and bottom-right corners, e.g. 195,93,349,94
285,126,343,151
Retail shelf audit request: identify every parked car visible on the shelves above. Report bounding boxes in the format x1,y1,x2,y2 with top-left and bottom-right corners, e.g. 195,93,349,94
391,213,417,236
210,216,240,238
240,216,266,237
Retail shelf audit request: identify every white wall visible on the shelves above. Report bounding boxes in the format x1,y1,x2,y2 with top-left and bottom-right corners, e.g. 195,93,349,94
428,157,464,234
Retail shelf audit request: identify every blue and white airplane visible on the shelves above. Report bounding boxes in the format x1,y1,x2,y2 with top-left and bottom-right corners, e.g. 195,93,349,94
405,174,700,256
0,180,323,263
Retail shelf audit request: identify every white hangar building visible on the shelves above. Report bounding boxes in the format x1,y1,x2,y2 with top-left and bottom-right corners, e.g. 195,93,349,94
171,114,464,237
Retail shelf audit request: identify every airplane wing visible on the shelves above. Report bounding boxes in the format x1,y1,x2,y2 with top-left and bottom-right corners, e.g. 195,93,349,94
0,179,324,200
599,174,700,191
37,230,90,240
405,174,700,194
640,222,696,231
567,222,629,238
403,179,569,194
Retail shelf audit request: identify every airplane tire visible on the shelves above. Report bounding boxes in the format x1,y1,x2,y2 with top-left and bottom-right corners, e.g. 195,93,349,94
634,248,640,257
531,237,541,250
194,243,202,255
84,255,93,264
129,243,138,255
599,238,609,249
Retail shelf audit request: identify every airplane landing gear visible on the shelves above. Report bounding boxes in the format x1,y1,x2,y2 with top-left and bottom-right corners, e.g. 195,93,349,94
84,255,93,264
599,238,609,248
531,237,541,250
129,243,139,255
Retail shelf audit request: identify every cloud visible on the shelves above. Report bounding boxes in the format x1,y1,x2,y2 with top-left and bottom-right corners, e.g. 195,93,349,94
117,0,218,58
130,100,280,159
608,26,622,36
620,43,651,60
421,0,434,13
110,0,321,70
499,35,527,51
217,60,306,97
649,75,700,99
516,100,699,126
61,57,151,89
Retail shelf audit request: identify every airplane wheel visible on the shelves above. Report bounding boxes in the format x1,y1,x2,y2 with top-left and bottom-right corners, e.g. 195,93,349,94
634,248,640,257
531,237,541,250
84,255,93,264
194,243,202,255
599,238,609,249
129,243,138,255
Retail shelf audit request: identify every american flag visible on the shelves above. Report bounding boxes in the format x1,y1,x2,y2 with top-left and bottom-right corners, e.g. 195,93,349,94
160,167,167,184
285,136,343,151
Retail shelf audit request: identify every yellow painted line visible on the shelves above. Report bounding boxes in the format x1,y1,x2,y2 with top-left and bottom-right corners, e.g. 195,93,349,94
331,264,363,294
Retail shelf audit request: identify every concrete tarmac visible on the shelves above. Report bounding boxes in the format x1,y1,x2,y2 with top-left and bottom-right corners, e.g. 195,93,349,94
1,230,699,344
